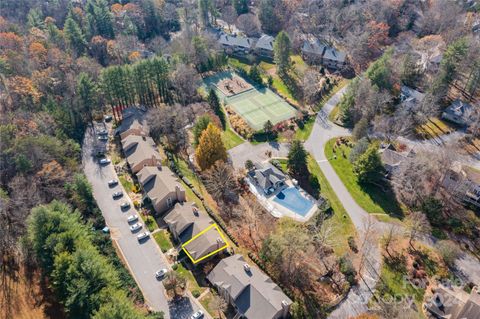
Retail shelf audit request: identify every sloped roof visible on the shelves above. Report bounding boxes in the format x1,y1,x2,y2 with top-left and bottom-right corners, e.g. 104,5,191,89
136,166,183,207
255,34,274,51
121,135,161,169
323,46,346,63
425,286,467,319
380,149,407,168
182,225,226,261
456,288,480,319
207,254,292,319
301,38,326,56
219,33,254,49
252,163,286,190
444,99,473,119
164,203,213,242
462,166,480,185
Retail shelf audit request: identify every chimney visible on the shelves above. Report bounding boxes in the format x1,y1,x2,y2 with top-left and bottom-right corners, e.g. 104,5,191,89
281,300,290,317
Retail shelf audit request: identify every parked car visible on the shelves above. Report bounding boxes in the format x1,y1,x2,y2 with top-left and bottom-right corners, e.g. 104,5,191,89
127,214,138,223
98,129,108,135
98,135,108,141
112,191,123,199
155,269,168,279
104,115,113,122
137,231,150,241
129,223,142,232
99,158,111,165
107,179,118,187
190,310,204,319
120,202,130,209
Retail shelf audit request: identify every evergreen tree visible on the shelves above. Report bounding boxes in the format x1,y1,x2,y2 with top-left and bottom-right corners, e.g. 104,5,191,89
199,0,211,27
208,88,226,129
27,8,44,29
76,72,98,124
233,0,248,15
248,64,263,85
193,115,212,146
195,123,227,170
353,143,383,184
64,13,87,56
287,140,308,176
259,0,281,34
274,31,291,76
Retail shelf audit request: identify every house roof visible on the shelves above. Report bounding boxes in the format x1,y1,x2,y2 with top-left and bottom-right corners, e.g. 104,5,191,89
252,163,286,191
323,46,346,63
121,135,161,169
182,224,226,261
207,254,292,319
462,166,480,185
380,149,407,168
255,34,274,51
114,106,147,136
444,99,473,120
456,288,480,319
425,286,468,319
218,33,254,49
137,166,183,207
164,203,214,243
301,38,326,56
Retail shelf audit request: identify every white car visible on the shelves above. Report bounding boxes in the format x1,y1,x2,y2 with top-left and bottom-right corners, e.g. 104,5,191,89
137,231,150,241
120,202,130,209
97,135,108,141
99,158,111,165
129,223,142,232
112,191,123,199
127,214,138,223
98,129,108,135
155,269,168,279
107,179,118,187
104,115,113,122
190,310,204,319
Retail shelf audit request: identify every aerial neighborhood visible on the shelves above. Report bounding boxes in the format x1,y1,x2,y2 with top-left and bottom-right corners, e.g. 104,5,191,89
2,1,480,319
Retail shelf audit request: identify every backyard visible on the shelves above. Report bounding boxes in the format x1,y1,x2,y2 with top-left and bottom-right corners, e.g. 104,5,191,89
325,138,406,222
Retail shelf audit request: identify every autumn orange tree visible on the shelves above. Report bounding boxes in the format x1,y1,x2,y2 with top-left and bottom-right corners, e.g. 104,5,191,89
195,123,227,170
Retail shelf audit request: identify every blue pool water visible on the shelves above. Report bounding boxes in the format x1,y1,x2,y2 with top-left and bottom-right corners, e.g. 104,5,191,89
273,187,315,216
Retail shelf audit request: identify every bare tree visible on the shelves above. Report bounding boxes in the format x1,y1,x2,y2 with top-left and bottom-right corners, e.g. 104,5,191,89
146,105,189,153
163,271,187,299
404,211,431,248
203,161,239,204
381,224,399,259
171,63,201,105
236,13,260,37
210,295,228,318
221,6,237,32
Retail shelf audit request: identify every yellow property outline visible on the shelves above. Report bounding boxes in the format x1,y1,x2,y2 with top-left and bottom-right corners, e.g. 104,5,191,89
181,223,229,264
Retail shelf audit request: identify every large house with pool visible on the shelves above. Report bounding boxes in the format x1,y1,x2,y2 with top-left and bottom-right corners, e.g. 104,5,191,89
247,162,318,222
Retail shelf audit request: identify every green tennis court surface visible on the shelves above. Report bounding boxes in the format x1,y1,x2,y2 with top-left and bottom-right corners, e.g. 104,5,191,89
204,72,297,131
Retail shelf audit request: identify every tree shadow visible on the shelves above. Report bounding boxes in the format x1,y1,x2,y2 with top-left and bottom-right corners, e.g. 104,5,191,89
358,180,405,220
168,296,195,319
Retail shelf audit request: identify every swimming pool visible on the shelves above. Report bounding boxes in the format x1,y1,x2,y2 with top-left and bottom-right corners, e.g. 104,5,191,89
273,187,315,217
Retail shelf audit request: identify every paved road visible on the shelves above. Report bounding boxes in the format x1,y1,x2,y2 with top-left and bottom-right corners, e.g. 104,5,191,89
228,140,290,169
82,125,205,319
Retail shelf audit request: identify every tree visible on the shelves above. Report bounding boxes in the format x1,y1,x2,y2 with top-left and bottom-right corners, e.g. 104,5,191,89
273,31,291,76
365,49,393,91
353,143,383,184
348,137,369,163
193,115,212,146
352,117,369,141
208,88,226,129
405,211,431,248
147,105,188,153
263,120,273,135
233,0,248,15
287,140,308,176
259,0,281,34
210,295,227,318
236,14,260,37
436,240,461,268
203,160,239,203
195,123,228,170
198,0,212,27
64,13,87,56
244,159,254,171
163,271,186,299
171,63,200,105
420,197,443,227
248,64,262,85
221,6,237,32
76,72,98,124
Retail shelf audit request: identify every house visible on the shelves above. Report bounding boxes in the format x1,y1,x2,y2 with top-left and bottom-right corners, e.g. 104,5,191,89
301,37,346,70
119,119,147,140
442,163,480,209
207,254,292,319
254,34,275,58
379,148,407,176
121,135,162,173
136,166,186,214
400,85,425,110
424,285,480,319
249,163,286,195
114,106,147,137
218,33,254,55
442,99,474,127
164,202,226,262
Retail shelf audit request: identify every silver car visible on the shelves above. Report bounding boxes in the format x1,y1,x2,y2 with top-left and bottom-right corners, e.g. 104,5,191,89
127,214,138,223
190,310,204,319
137,231,150,241
155,269,168,279
129,223,142,232
112,191,123,199
120,202,130,209
107,179,118,187
99,158,111,165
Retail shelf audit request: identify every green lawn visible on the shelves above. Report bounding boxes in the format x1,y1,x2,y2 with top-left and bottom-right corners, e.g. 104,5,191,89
324,139,405,221
221,126,244,150
317,78,349,112
153,230,174,252
295,117,315,141
118,174,133,192
143,215,158,232
175,263,206,294
307,155,357,256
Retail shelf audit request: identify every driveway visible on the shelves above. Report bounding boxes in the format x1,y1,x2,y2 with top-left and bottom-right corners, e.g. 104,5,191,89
228,140,290,169
82,125,208,319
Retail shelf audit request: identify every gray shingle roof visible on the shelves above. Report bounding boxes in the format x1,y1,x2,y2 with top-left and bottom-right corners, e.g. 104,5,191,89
252,164,286,191
301,38,326,56
444,99,473,119
136,166,183,207
323,46,346,63
207,254,292,319
219,33,254,49
255,34,274,51
121,135,161,169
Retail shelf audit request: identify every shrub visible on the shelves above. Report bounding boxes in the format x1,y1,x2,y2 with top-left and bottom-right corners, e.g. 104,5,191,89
339,255,357,286
172,264,178,271
192,290,201,298
348,236,358,253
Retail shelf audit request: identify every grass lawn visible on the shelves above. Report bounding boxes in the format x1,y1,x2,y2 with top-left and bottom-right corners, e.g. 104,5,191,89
318,78,349,112
222,126,244,150
275,158,288,173
328,104,340,123
142,215,158,232
295,117,315,141
325,139,405,221
199,291,222,319
153,230,174,252
118,174,133,192
175,263,206,294
307,155,357,256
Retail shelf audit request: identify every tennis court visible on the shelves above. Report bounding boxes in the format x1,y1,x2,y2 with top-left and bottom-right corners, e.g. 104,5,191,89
204,72,297,131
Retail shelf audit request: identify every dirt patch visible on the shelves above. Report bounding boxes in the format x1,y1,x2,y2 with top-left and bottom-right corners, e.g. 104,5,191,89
216,75,253,97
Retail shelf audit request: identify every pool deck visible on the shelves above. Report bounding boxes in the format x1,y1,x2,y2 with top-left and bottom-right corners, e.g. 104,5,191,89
247,179,318,222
